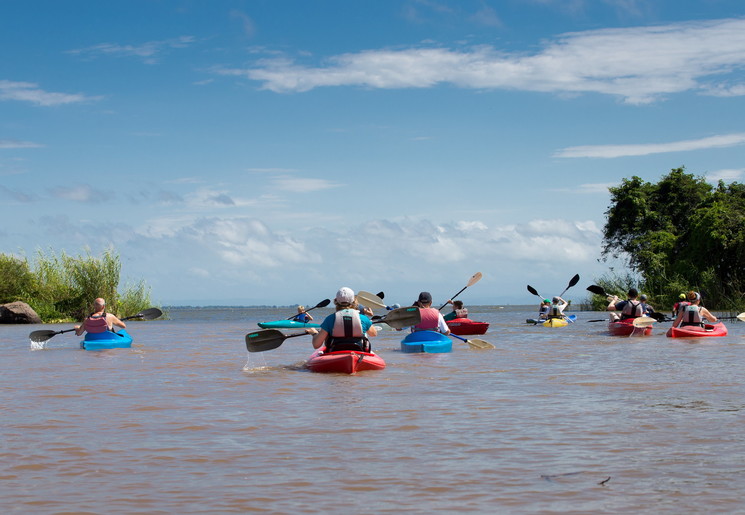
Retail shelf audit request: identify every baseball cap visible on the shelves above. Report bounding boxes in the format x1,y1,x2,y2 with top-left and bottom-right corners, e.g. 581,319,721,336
336,287,355,304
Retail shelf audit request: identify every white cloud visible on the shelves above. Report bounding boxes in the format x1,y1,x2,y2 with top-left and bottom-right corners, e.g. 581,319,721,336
50,185,113,203
0,80,97,106
218,18,745,104
555,132,745,158
0,140,44,149
705,168,745,183
66,36,196,64
271,176,341,193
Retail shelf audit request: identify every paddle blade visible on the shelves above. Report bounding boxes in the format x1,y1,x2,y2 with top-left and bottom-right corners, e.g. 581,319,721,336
379,307,421,329
29,330,59,343
737,312,745,322
357,291,387,309
245,329,286,353
632,316,656,327
128,307,163,321
466,272,483,287
314,299,331,309
376,292,385,299
527,285,541,297
649,312,667,322
465,338,495,350
586,285,607,296
559,273,580,295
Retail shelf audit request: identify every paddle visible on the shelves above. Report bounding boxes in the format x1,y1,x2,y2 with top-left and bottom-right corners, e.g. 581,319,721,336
370,306,422,329
357,291,387,309
285,298,330,320
632,316,657,327
29,307,163,344
586,284,610,297
438,272,482,311
717,312,745,321
449,333,495,350
245,329,306,353
559,274,580,297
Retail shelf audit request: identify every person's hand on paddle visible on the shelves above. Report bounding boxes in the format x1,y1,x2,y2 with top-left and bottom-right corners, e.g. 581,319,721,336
305,328,318,335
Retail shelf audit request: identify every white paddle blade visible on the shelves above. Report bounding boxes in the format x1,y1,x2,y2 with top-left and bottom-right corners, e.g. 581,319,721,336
632,316,656,327
467,338,495,350
467,272,483,287
356,291,387,309
736,312,745,322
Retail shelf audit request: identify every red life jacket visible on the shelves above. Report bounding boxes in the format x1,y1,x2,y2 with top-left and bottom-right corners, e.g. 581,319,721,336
85,313,109,333
414,307,441,331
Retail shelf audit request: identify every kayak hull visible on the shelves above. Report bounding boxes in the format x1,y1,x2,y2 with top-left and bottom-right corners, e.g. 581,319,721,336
81,329,133,351
609,319,653,336
258,320,321,329
306,347,385,374
400,330,452,353
666,323,728,338
447,318,489,335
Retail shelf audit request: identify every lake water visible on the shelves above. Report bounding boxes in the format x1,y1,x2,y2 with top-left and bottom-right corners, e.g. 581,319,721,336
2,305,745,513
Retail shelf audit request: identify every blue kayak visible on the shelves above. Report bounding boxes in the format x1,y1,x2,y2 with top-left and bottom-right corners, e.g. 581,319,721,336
400,331,452,353
258,320,321,329
80,329,133,351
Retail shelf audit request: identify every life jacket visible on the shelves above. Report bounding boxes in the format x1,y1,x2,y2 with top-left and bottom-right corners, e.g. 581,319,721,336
293,313,310,323
621,300,643,320
548,304,563,318
675,301,691,316
681,304,703,326
414,307,441,331
455,308,468,318
85,313,109,333
327,309,369,352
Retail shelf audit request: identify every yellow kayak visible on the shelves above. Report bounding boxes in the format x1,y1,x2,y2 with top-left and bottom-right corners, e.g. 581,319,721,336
542,315,576,327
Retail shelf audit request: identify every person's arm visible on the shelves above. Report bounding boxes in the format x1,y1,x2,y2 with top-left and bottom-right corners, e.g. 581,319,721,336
700,307,717,323
108,314,126,329
606,296,620,311
309,328,327,349
74,323,85,336
672,310,683,328
438,314,450,335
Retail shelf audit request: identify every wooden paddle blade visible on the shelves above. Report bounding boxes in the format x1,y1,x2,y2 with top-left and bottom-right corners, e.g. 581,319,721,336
245,329,286,353
357,291,387,309
379,307,421,329
586,285,607,296
466,338,495,350
632,316,656,327
736,312,745,322
466,272,483,287
29,330,59,343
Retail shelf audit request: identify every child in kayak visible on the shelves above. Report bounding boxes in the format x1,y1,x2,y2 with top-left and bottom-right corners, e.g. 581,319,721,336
443,299,468,322
292,305,314,323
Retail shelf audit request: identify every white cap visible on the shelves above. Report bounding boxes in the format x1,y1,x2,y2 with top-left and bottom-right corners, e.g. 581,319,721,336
336,287,355,304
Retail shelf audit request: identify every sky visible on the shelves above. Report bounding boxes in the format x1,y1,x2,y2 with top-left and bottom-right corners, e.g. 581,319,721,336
2,0,745,307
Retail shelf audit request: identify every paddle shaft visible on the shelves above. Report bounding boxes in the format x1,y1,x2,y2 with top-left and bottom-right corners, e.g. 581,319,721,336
438,272,482,310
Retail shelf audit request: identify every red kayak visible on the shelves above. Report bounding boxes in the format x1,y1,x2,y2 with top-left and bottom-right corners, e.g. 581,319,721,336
306,347,386,374
666,322,728,338
608,318,652,336
447,318,489,335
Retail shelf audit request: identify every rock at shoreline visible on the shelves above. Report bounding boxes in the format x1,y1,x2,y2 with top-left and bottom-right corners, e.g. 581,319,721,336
0,301,42,324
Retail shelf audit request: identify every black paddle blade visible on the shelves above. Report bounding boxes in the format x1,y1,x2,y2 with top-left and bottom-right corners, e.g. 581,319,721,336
127,307,163,321
245,329,286,353
586,285,607,296
376,292,385,299
527,285,541,297
315,299,331,308
649,312,667,322
377,306,421,329
567,274,580,288
29,330,60,343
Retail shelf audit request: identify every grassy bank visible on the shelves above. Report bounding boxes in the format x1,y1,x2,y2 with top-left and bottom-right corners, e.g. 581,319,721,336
0,248,159,322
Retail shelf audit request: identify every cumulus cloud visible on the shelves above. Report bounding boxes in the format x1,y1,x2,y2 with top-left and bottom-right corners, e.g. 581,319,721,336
219,17,745,104
555,132,745,158
0,80,97,106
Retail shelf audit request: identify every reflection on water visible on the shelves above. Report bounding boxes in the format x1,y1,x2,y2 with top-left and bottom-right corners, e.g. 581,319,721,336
2,305,745,513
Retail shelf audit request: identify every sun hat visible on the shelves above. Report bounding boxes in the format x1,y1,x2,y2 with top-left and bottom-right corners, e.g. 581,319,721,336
335,287,355,304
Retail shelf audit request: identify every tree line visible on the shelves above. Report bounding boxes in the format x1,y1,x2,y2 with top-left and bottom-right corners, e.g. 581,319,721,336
592,167,745,311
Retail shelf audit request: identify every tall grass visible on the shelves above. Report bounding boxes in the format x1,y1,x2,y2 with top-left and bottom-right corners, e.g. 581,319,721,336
0,247,158,322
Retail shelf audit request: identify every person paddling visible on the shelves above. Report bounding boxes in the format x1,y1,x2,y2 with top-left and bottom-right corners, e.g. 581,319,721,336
292,305,314,323
306,287,377,352
443,299,468,322
606,288,643,322
547,296,569,321
411,292,450,334
74,298,126,336
672,291,717,329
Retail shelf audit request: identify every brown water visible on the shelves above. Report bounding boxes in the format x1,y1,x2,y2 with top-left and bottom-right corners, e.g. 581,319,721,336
2,306,745,513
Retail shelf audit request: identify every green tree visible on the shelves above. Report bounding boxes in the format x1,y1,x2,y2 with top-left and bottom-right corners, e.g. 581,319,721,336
0,254,34,303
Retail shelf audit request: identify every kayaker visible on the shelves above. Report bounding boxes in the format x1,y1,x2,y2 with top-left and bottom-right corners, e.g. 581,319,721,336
547,296,568,320
411,291,450,334
639,294,656,316
606,288,643,321
74,298,126,336
672,291,717,329
443,299,468,322
672,293,687,318
537,299,551,321
292,305,313,323
306,287,377,352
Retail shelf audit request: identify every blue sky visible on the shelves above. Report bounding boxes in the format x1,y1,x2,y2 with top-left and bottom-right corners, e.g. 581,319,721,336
2,0,745,306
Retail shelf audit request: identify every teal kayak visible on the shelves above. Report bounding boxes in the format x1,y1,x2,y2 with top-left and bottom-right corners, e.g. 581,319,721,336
258,320,321,329
400,331,452,353
80,329,133,351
